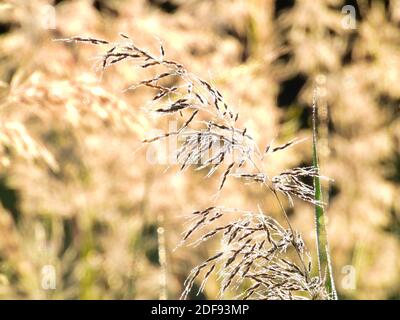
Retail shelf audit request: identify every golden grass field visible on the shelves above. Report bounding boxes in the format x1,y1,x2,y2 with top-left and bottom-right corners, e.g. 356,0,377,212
0,0,399,299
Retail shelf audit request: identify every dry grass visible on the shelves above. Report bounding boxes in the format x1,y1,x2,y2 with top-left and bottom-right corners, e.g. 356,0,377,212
58,33,336,299
0,0,399,300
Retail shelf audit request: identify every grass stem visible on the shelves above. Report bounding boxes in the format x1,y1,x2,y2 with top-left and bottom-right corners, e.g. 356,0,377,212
312,88,337,300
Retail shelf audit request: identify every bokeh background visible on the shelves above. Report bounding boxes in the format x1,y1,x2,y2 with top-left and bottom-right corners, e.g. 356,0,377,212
0,0,399,299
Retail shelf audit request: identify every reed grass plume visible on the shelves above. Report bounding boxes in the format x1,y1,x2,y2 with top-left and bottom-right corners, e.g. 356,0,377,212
57,34,333,300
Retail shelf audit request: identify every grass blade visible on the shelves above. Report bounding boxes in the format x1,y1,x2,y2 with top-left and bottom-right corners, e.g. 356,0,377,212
312,88,338,300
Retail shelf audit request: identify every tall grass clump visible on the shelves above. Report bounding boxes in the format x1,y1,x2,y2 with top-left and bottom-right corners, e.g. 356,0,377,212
57,34,336,300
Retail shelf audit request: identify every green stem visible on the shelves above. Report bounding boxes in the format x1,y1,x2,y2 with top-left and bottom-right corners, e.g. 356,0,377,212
312,89,337,300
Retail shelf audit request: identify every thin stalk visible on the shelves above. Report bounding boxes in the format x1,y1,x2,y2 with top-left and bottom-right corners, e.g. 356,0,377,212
271,188,309,281
312,88,337,299
251,160,309,280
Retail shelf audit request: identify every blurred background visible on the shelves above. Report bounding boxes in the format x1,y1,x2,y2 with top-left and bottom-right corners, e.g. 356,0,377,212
0,0,399,299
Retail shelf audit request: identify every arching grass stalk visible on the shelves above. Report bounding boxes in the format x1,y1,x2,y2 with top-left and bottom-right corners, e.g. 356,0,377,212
312,88,337,300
